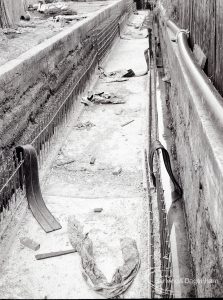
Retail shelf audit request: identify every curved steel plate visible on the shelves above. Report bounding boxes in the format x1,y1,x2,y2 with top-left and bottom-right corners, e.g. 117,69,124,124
16,145,62,233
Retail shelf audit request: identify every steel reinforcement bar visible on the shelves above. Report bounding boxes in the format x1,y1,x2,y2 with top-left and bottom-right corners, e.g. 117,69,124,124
166,18,223,138
146,14,175,298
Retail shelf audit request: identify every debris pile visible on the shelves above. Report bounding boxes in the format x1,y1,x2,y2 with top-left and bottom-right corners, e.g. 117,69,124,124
53,14,86,24
75,121,96,130
99,66,135,82
36,1,77,15
82,91,126,105
120,29,148,40
98,49,150,80
68,216,140,299
26,1,86,27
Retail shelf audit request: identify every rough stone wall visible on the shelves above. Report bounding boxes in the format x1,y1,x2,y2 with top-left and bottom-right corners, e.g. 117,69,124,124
159,20,223,297
0,33,94,151
0,33,95,152
0,0,129,153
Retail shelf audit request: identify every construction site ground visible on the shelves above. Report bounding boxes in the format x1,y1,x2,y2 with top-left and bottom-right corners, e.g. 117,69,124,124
0,12,151,299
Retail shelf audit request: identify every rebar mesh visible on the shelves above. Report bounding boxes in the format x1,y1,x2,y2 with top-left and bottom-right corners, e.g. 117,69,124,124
0,0,134,225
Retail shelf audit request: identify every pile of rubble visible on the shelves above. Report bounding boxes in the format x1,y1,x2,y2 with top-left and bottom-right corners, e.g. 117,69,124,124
27,1,87,25
81,91,126,106
29,0,77,15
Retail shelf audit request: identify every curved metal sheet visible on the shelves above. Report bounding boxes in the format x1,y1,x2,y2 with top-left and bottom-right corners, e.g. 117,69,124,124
149,140,183,202
16,145,62,233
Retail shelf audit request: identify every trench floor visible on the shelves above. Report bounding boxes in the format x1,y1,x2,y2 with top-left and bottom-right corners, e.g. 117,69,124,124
0,12,150,299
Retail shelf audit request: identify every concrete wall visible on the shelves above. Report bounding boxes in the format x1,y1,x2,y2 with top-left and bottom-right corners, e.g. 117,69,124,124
0,0,129,153
159,19,223,297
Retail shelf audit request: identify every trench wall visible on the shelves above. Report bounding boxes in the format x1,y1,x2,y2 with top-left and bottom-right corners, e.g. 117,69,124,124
159,18,223,297
0,0,131,153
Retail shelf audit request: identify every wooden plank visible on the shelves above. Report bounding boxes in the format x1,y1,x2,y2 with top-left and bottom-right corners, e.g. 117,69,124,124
35,249,76,260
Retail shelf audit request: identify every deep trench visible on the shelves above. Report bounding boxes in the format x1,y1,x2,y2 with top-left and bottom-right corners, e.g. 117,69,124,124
0,11,154,299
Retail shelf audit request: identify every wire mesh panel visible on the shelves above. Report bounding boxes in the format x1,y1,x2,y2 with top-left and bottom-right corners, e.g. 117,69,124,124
146,15,174,297
156,171,174,298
